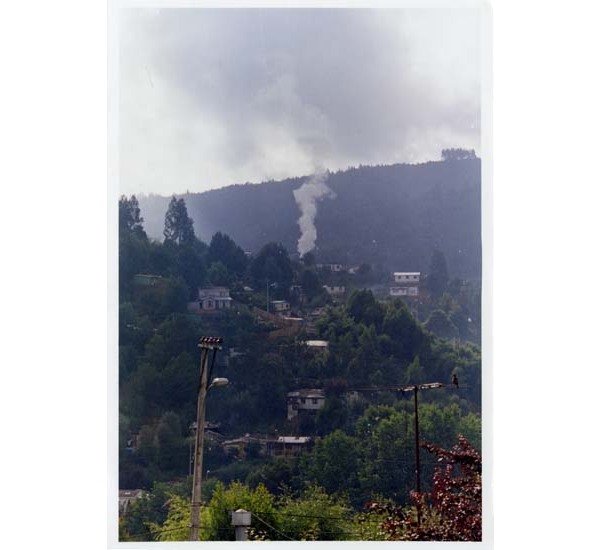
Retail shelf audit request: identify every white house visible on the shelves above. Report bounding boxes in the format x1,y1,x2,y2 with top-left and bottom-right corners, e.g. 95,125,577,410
270,300,291,314
196,287,232,310
393,272,421,284
390,272,420,297
287,389,326,420
317,263,345,272
323,285,345,296
390,286,419,297
119,489,145,515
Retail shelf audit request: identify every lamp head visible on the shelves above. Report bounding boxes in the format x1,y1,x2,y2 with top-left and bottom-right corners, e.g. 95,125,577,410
210,377,229,389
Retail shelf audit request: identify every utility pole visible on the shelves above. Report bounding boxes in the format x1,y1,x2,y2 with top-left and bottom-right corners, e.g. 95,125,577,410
413,385,422,525
266,279,270,313
190,336,224,541
349,381,464,525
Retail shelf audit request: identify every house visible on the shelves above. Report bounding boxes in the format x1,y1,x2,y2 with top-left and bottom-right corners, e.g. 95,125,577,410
304,340,329,357
189,287,232,312
317,263,345,272
266,436,313,458
270,300,291,314
390,272,420,297
390,286,419,297
392,272,421,284
287,389,326,420
323,285,345,296
221,434,264,458
119,489,145,515
133,274,164,287
305,340,329,350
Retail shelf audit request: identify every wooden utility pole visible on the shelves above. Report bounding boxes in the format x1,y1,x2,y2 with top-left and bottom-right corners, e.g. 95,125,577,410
413,385,422,525
190,337,223,541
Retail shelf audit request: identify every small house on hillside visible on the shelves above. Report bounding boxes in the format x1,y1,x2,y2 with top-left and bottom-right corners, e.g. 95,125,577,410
266,436,313,458
270,300,291,314
189,287,232,312
390,272,420,297
119,489,145,515
221,434,264,458
323,285,345,296
133,274,164,287
287,389,326,420
317,263,345,272
304,340,329,357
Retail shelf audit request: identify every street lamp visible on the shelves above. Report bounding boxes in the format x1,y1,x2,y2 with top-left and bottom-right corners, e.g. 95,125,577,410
209,377,229,390
190,337,227,541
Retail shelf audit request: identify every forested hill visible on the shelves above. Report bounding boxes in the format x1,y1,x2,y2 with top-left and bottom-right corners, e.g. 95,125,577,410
137,159,481,279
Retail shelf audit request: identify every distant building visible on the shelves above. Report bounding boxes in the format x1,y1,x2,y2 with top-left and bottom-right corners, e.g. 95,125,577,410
393,272,421,284
270,300,291,314
119,489,145,515
304,340,329,350
317,263,345,272
323,285,345,296
189,287,232,312
390,272,420,297
133,274,164,287
287,389,326,420
221,434,263,458
266,436,313,458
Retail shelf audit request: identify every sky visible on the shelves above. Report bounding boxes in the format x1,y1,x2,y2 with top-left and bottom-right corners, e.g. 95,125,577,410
118,7,482,196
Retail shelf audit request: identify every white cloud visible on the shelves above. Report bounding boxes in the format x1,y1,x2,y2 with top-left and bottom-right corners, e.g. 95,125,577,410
118,8,482,195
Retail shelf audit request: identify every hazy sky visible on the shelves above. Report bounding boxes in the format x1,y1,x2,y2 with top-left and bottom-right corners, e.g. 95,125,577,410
119,7,482,196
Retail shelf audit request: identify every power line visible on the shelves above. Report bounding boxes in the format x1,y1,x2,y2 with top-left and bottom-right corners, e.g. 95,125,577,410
253,512,297,541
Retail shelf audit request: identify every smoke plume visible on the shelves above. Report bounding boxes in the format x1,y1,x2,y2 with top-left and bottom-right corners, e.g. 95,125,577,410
293,171,335,256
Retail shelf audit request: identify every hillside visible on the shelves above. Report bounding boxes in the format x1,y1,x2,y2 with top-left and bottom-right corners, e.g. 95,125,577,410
138,159,481,279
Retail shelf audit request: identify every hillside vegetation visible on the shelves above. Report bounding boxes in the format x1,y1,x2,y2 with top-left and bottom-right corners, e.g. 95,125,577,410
138,159,481,279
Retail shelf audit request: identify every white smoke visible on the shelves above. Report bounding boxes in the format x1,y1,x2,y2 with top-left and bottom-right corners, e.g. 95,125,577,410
293,171,335,256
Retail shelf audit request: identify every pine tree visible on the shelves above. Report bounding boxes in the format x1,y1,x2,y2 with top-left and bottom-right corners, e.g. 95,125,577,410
163,196,195,246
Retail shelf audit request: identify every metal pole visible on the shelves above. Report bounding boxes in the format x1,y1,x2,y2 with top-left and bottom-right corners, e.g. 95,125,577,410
266,279,269,313
190,346,210,541
414,385,421,525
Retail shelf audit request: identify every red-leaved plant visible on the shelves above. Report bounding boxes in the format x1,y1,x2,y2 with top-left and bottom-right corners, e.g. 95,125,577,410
366,435,482,541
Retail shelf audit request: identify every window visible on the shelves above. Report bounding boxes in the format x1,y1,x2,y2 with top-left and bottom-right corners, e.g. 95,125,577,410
312,398,319,405
301,398,306,404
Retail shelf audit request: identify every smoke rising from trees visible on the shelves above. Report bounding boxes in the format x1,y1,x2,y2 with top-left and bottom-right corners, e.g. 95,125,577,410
293,172,335,256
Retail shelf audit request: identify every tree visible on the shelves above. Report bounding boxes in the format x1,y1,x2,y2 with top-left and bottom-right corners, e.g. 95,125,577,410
119,195,146,237
205,481,279,540
346,289,384,329
424,310,459,340
207,261,230,286
250,242,293,294
427,249,449,298
163,196,195,245
208,232,248,276
276,485,355,541
441,148,477,161
367,435,481,541
300,430,360,498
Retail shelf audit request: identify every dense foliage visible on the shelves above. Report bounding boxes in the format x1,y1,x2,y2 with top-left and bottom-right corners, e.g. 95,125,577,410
118,188,483,541
137,159,481,279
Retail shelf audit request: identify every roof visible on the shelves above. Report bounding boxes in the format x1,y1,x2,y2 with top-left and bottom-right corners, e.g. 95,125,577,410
199,286,230,292
277,436,311,444
119,489,144,499
393,272,421,276
305,340,329,348
287,388,325,398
